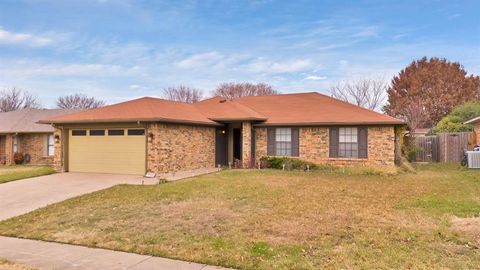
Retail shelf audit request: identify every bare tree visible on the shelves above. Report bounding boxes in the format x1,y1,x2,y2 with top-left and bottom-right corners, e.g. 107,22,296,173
330,78,387,111
56,93,106,109
212,82,278,99
0,88,40,112
162,85,203,103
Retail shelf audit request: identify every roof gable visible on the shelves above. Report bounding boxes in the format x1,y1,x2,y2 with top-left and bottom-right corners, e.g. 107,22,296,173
234,92,403,125
45,97,218,125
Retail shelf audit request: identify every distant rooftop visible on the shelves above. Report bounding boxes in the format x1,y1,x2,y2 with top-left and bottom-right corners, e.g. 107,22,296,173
0,108,81,133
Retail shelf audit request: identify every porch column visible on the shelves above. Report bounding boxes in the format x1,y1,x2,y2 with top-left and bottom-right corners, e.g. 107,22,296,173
53,127,65,172
5,134,13,165
242,122,252,168
146,123,160,174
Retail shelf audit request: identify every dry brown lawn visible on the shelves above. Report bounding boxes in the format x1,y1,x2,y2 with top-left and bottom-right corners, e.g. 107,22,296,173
0,164,479,269
0,260,38,270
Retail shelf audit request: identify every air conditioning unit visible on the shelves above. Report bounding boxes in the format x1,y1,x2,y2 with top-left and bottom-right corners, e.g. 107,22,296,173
467,151,480,169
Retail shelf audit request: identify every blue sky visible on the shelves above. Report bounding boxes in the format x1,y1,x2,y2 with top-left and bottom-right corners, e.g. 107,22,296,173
0,0,479,107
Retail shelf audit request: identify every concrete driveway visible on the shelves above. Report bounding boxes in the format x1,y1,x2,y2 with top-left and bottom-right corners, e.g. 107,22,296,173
0,173,158,221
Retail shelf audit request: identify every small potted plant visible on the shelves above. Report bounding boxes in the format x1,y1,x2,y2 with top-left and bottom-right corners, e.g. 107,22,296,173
13,152,24,165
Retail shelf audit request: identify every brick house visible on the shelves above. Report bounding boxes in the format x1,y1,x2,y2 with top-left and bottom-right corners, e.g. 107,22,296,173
0,108,79,165
464,116,480,144
41,92,404,175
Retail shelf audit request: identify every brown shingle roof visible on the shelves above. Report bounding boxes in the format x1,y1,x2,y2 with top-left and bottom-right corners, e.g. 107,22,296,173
194,96,267,121
235,92,403,126
42,92,404,126
0,108,80,133
43,97,219,125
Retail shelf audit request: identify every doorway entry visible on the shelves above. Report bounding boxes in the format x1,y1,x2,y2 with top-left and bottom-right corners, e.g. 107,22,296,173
233,128,242,161
215,127,228,167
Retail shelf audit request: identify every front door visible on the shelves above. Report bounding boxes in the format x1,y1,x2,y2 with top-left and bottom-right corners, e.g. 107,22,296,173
233,128,242,161
215,127,228,167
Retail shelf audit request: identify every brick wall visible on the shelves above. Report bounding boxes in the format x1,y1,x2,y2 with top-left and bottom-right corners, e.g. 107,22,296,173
147,123,215,174
5,135,13,165
255,126,396,167
254,128,267,165
0,136,6,164
241,122,252,168
53,128,64,171
2,133,54,166
18,133,54,165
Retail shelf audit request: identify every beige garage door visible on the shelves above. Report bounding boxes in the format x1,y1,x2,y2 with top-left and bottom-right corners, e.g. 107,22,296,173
68,128,146,175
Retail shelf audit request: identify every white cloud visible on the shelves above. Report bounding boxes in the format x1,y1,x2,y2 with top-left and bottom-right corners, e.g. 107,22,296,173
448,13,461,19
176,51,224,69
129,84,141,90
1,63,129,77
352,26,379,38
304,75,327,80
0,27,52,47
244,58,313,74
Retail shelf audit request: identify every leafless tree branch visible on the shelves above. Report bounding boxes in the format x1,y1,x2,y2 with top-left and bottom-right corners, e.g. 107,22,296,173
162,85,203,103
56,93,106,109
0,87,41,112
212,82,278,99
330,78,388,111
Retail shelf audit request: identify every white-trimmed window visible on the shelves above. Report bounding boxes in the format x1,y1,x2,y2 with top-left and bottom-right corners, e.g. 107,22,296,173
339,127,358,158
275,128,292,156
47,134,54,156
13,136,18,153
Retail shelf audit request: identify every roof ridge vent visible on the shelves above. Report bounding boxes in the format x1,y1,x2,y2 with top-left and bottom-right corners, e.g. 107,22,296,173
219,99,227,103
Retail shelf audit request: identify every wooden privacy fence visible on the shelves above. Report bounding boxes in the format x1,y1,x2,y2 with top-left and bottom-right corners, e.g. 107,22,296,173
414,132,475,163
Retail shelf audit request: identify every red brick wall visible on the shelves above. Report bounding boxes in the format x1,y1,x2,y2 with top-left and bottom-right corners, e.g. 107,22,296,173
0,136,6,164
5,135,13,165
255,126,396,168
12,133,54,165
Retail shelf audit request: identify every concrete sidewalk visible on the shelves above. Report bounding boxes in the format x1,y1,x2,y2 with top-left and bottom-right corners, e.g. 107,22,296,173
0,236,233,270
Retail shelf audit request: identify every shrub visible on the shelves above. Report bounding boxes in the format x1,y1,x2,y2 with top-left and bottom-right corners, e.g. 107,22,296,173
13,152,24,165
407,146,423,162
259,156,318,171
433,101,480,133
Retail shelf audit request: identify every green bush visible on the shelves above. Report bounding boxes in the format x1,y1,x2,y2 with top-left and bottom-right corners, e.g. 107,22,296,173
407,146,423,162
259,156,318,171
433,101,480,133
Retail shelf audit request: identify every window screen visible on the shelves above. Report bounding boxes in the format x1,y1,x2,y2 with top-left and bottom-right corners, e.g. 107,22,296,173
72,130,87,136
339,127,358,158
275,128,292,156
13,136,18,152
47,135,54,156
128,129,145,136
108,129,125,136
89,129,105,136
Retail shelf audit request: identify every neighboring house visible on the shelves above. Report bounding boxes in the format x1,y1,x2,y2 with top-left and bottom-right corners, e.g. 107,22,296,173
411,128,431,137
41,92,404,175
464,116,480,145
0,108,79,165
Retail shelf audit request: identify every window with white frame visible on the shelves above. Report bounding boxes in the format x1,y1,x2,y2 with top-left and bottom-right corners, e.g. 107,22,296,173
275,128,292,156
47,134,54,156
13,136,18,153
339,127,358,158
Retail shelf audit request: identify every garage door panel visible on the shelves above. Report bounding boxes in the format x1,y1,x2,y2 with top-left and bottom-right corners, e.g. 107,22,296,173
68,129,146,175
